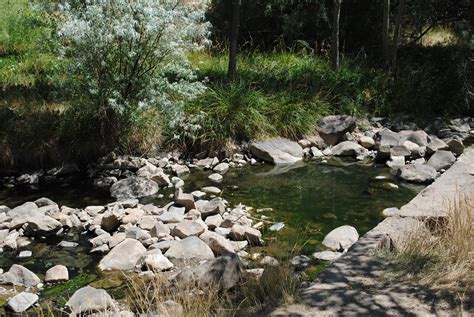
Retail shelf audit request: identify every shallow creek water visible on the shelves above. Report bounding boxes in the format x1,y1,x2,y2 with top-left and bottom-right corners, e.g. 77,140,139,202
0,158,423,302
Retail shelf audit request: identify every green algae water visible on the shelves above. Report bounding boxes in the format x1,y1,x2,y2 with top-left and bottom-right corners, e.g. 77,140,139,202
178,158,420,257
0,159,420,298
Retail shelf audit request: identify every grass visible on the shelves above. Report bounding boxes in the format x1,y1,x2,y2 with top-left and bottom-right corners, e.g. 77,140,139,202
380,193,474,304
125,261,300,316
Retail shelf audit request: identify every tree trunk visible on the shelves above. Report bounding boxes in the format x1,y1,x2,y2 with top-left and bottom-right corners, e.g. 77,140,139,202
228,0,241,79
382,0,390,66
331,0,342,70
391,0,405,70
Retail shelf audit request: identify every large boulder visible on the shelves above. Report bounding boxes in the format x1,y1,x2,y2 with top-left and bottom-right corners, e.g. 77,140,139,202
250,138,303,165
0,264,41,287
317,115,356,145
24,215,62,236
164,236,215,260
7,292,38,313
397,164,437,184
66,286,115,315
98,238,147,271
322,225,359,251
193,253,242,290
427,150,456,171
331,141,367,157
110,177,159,199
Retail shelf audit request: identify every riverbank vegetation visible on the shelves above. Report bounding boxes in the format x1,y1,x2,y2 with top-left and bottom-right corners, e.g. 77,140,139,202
1,0,473,169
381,193,474,307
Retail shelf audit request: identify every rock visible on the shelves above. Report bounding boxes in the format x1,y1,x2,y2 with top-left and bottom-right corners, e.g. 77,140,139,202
322,225,359,251
34,197,57,208
260,256,279,266
426,137,449,154
196,157,219,168
157,212,184,224
45,265,69,282
249,138,303,164
213,163,230,174
0,264,41,287
94,176,117,189
317,115,356,145
196,198,226,218
193,253,241,290
291,255,312,268
229,224,262,246
313,250,343,262
298,139,312,148
199,231,235,256
66,286,115,315
204,214,223,230
382,207,399,217
171,220,206,238
101,209,123,232
202,186,221,195
110,177,159,199
331,141,367,157
164,236,214,260
397,164,437,184
402,140,424,158
446,139,464,156
18,251,32,258
170,164,190,177
191,190,207,199
98,239,146,271
121,208,144,224
390,145,411,158
359,136,375,149
144,250,174,271
7,292,38,313
427,150,456,171
125,227,151,242
310,147,324,158
269,222,285,232
386,156,405,169
375,129,401,148
90,233,111,248
208,173,223,183
149,240,179,252
58,241,78,248
174,189,196,211
406,130,429,146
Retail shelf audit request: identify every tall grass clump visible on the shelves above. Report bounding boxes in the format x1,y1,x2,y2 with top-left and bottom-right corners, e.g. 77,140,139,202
125,262,301,316
381,193,473,299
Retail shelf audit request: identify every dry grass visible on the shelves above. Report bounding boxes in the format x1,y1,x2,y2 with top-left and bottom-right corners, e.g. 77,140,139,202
125,261,301,316
382,193,474,299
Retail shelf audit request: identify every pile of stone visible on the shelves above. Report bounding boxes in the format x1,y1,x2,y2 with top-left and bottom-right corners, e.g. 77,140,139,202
249,115,472,184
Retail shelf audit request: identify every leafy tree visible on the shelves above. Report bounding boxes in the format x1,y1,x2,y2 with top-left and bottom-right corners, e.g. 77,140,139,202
58,0,210,128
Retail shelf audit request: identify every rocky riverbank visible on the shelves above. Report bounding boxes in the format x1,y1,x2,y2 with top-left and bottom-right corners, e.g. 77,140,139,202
0,115,472,314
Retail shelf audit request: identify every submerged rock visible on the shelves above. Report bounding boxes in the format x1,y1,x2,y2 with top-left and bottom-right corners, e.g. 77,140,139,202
250,138,303,165
110,177,159,199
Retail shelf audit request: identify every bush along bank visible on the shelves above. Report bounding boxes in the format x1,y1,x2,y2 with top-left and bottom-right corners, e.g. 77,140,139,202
0,114,472,314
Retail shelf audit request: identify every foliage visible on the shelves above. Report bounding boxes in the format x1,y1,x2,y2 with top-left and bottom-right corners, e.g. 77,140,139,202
58,0,210,127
